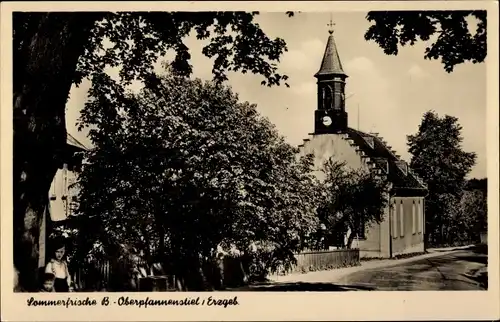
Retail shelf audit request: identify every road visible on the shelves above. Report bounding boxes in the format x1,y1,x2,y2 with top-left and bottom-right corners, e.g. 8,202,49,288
236,246,487,291
336,247,487,291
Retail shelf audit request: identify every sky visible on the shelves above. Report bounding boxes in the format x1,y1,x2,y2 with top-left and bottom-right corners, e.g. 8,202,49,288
66,12,487,179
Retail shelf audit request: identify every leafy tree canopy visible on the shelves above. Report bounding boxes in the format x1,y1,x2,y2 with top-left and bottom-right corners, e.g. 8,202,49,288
458,189,487,241
465,178,487,193
14,11,291,91
314,159,390,249
74,69,319,287
12,11,293,291
365,10,487,72
408,111,476,196
407,110,477,246
429,188,487,247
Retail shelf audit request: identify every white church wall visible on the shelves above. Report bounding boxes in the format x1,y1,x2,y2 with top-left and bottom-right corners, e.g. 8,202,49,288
298,133,370,181
299,133,386,256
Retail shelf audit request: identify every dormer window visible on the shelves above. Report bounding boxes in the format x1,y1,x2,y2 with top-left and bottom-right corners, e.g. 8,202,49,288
362,136,375,149
371,157,389,175
396,161,408,176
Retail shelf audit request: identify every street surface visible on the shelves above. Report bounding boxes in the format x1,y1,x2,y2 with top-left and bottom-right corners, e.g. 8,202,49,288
337,247,487,291
236,246,487,291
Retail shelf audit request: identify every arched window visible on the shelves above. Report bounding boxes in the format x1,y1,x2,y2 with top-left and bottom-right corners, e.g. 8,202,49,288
324,85,334,110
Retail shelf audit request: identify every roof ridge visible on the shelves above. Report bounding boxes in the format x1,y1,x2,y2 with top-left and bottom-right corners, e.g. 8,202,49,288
67,132,88,151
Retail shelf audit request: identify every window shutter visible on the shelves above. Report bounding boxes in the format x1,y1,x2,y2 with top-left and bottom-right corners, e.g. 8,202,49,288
400,201,404,237
392,203,397,238
412,202,416,234
419,200,423,233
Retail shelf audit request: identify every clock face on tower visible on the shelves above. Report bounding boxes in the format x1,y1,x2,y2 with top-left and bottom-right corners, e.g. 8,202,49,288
322,116,332,126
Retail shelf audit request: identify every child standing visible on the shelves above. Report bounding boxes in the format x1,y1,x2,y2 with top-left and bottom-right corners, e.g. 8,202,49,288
45,240,74,292
40,273,56,292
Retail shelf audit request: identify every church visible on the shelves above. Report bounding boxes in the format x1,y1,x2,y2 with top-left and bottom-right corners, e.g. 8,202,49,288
297,25,428,258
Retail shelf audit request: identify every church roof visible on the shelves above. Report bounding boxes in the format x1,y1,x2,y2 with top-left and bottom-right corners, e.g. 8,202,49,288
346,128,427,193
315,31,347,78
67,132,88,151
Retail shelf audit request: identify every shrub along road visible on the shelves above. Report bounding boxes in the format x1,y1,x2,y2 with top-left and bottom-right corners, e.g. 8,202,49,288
233,245,487,291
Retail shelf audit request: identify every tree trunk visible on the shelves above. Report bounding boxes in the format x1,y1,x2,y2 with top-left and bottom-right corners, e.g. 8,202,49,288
13,13,99,291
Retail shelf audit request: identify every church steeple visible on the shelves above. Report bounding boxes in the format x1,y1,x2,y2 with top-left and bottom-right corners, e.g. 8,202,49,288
315,20,347,78
314,19,349,135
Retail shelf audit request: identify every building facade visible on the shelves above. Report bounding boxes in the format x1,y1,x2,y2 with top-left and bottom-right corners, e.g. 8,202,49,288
38,133,86,267
298,25,428,258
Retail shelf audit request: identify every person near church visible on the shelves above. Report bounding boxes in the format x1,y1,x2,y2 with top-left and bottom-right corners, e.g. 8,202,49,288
44,239,74,292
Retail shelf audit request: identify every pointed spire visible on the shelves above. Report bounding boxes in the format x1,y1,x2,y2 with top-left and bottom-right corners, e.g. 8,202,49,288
315,19,347,78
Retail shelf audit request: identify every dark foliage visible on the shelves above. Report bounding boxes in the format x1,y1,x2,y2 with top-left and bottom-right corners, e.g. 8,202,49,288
313,159,390,250
74,71,319,290
13,11,293,291
365,10,487,72
407,111,480,247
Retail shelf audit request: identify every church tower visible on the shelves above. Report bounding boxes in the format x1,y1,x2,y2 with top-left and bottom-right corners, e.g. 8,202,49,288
298,19,428,260
314,21,348,134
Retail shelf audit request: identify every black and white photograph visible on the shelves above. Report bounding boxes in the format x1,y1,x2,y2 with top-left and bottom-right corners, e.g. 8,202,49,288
1,1,498,321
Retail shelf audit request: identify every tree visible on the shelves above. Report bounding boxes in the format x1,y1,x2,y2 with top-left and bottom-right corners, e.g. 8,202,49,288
434,182,487,246
13,11,292,291
74,71,319,290
434,192,463,246
465,178,487,193
407,111,476,246
458,178,488,243
315,159,390,249
365,10,487,72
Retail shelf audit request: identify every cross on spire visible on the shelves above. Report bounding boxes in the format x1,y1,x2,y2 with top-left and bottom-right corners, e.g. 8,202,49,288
327,15,335,34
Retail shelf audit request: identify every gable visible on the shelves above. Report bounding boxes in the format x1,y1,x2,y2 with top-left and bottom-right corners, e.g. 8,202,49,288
297,130,427,196
298,133,368,182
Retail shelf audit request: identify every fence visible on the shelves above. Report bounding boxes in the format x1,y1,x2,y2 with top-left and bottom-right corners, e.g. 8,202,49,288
72,257,149,291
72,259,114,291
274,249,360,276
72,257,218,291
71,249,360,291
